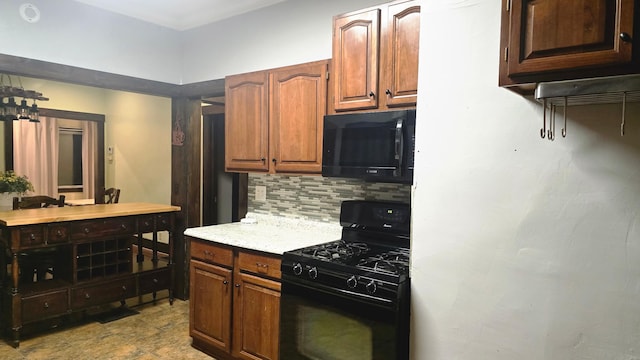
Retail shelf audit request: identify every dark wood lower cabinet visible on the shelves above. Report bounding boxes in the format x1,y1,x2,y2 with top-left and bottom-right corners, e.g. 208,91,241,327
188,237,281,360
0,203,180,347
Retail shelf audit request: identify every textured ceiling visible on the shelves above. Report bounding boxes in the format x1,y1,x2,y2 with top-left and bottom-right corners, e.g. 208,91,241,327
71,0,286,30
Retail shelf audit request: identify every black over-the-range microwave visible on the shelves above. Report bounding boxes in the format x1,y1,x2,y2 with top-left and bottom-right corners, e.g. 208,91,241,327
322,109,416,184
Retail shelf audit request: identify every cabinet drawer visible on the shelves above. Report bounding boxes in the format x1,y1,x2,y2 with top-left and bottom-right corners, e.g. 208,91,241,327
138,215,155,233
190,239,233,267
71,277,136,309
139,214,172,233
18,225,46,248
70,218,135,240
48,225,68,245
22,290,69,323
138,268,170,294
155,214,171,231
237,251,281,279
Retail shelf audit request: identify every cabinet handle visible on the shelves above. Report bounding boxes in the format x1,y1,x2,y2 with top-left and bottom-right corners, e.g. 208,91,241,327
385,89,391,95
369,91,375,98
620,32,632,43
153,278,159,284
120,224,127,230
122,285,127,292
84,227,90,234
144,221,150,227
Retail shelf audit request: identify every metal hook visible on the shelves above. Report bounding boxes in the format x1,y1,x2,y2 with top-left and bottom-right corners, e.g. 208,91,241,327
561,97,567,137
621,92,627,136
540,99,547,139
548,104,555,141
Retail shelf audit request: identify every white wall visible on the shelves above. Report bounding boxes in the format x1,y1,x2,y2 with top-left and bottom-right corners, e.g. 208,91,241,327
0,0,182,83
180,0,385,82
412,1,640,359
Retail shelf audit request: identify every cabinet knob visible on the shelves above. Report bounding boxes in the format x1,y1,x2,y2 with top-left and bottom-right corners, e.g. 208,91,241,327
235,283,240,288
56,230,63,237
43,302,49,309
385,89,392,95
121,285,127,292
620,32,632,43
261,157,266,163
84,227,90,234
272,158,277,164
85,293,91,299
369,91,375,98
223,280,229,285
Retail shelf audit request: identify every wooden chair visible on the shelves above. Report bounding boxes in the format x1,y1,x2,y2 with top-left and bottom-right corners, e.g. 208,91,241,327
12,195,65,282
104,188,120,204
13,195,66,210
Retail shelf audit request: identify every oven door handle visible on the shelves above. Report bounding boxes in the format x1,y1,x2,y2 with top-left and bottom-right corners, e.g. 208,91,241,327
394,118,404,176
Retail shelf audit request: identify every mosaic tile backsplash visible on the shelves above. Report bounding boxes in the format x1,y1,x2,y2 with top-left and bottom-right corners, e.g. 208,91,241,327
248,174,411,223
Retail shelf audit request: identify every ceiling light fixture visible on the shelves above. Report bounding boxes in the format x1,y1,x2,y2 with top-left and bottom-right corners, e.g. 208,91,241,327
0,74,48,123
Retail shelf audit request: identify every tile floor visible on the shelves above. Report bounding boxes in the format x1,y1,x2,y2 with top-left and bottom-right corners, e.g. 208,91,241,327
0,297,214,359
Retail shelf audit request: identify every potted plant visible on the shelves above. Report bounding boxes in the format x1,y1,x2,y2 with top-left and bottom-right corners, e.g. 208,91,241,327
0,171,34,210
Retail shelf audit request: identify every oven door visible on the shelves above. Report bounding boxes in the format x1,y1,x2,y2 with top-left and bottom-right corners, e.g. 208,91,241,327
279,277,409,360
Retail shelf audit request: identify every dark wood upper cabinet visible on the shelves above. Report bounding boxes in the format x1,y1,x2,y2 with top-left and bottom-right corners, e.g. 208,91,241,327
225,60,329,175
225,71,270,172
499,0,637,92
332,0,420,112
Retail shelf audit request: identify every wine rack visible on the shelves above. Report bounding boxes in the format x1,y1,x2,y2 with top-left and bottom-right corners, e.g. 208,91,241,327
76,237,132,282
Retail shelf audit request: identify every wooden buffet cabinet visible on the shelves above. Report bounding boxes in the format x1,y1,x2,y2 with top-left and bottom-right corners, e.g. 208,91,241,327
189,237,281,360
0,202,180,347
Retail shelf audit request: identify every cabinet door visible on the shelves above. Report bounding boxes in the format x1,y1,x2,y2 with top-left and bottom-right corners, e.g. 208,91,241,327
225,71,270,172
333,8,380,111
269,60,328,174
189,259,233,353
502,0,634,79
381,0,420,107
232,272,281,360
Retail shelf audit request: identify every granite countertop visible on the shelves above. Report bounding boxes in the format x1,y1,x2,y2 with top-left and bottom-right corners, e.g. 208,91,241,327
183,213,342,255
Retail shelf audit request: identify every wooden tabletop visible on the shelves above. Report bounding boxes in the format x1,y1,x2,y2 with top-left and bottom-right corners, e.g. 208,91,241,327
0,202,181,227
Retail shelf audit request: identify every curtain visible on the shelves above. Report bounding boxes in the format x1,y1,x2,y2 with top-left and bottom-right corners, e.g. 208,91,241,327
81,120,96,199
13,117,59,196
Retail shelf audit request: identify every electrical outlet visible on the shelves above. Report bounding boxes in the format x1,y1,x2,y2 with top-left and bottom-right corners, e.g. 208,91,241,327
255,186,266,201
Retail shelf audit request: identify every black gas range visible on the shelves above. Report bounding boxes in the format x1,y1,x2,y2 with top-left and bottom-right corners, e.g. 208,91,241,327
280,200,411,360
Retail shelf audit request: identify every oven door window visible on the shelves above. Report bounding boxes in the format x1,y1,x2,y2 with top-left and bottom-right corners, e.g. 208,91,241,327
280,282,404,360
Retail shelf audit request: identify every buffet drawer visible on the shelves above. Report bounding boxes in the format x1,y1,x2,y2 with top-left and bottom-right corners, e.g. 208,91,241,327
190,239,233,267
237,251,281,279
71,277,136,308
18,225,46,248
138,268,170,294
22,290,69,323
70,218,135,240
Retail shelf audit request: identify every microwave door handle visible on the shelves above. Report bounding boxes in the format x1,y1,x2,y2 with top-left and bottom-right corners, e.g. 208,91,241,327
395,118,404,176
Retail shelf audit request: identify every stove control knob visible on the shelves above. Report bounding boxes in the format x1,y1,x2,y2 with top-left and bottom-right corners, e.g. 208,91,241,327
347,275,358,289
366,280,377,294
292,263,303,276
308,267,318,279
